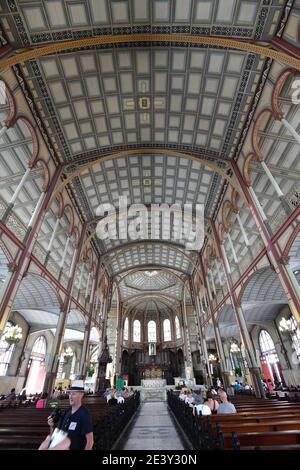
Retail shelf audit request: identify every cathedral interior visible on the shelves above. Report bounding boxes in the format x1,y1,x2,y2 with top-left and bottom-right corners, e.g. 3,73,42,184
0,0,300,452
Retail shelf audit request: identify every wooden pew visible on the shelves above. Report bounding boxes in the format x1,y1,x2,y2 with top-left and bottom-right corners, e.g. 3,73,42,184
221,430,300,450
0,393,139,450
168,390,300,450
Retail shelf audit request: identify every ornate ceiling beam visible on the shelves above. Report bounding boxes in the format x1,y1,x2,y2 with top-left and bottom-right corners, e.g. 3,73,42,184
50,148,242,208
103,239,192,259
1,34,300,71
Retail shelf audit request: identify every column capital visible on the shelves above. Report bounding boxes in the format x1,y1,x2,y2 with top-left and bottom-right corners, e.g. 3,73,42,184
279,255,290,265
7,261,17,273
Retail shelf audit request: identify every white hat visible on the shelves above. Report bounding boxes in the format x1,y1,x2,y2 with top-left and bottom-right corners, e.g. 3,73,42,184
67,380,85,392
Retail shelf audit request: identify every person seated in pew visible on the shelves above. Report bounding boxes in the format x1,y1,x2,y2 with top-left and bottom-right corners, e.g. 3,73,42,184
267,378,274,393
114,389,125,401
204,391,219,413
36,392,48,409
46,390,61,409
217,390,237,414
193,403,212,416
103,388,110,400
18,388,27,402
192,391,204,405
5,388,16,401
184,389,194,405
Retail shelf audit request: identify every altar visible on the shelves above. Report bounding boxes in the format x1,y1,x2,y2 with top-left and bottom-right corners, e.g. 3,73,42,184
141,379,166,388
140,378,167,402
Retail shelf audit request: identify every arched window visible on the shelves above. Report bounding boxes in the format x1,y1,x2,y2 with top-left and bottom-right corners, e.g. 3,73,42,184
148,321,156,342
123,317,129,341
259,330,278,359
259,329,283,385
163,319,171,342
133,320,141,342
289,316,300,360
31,336,46,358
25,336,47,395
175,316,181,339
0,322,15,376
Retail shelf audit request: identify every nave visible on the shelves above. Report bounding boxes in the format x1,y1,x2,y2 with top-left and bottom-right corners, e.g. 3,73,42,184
117,401,188,451
0,0,300,452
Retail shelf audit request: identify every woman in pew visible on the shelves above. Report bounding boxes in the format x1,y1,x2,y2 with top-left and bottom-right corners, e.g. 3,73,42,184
36,392,48,409
204,391,219,413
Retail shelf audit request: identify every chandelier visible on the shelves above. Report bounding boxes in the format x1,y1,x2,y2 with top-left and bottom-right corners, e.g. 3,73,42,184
208,353,217,362
230,342,240,354
64,347,74,358
279,317,295,334
4,325,22,347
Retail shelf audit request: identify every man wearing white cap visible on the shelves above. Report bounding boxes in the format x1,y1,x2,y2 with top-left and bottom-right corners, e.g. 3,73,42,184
46,380,94,450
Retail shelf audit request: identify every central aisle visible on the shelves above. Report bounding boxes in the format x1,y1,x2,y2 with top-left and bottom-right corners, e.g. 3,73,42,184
117,401,188,450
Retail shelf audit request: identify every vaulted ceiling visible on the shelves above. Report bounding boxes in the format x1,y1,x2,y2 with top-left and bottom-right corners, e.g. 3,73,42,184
0,0,299,324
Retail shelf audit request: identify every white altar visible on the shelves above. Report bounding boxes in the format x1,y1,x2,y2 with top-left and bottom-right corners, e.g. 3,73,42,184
140,378,167,402
141,379,166,388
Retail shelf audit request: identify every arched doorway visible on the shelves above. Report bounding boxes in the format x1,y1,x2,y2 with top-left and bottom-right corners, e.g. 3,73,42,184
25,336,47,394
259,329,285,386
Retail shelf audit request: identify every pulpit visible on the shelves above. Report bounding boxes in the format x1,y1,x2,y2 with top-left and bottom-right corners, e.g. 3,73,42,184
95,336,112,393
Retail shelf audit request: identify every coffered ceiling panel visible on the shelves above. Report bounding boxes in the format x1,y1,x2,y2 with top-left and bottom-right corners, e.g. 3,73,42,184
0,0,284,47
20,47,264,165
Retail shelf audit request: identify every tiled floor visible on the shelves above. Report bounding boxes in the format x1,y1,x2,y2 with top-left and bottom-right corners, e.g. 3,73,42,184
117,401,188,450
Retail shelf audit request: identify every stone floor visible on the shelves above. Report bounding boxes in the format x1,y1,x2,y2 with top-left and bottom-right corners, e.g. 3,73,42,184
117,401,189,450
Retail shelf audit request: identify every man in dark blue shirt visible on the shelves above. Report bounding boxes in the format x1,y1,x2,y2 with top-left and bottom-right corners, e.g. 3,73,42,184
46,380,94,450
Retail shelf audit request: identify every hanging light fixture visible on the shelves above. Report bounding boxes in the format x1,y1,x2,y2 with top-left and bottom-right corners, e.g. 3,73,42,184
64,347,74,358
208,353,217,362
230,341,241,354
279,317,295,334
4,325,23,348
